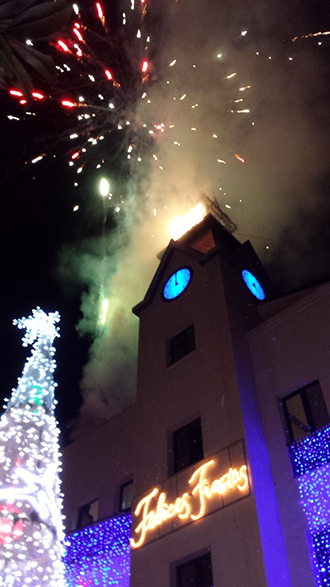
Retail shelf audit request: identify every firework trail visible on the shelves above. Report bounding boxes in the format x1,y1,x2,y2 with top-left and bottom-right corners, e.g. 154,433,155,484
6,0,330,429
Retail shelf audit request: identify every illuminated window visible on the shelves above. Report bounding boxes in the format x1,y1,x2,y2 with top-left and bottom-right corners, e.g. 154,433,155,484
77,498,99,529
282,381,329,444
176,552,213,587
168,325,195,365
119,480,133,512
173,417,203,473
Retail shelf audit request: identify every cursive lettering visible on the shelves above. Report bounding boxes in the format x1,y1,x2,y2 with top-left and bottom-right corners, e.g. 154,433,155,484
130,460,249,548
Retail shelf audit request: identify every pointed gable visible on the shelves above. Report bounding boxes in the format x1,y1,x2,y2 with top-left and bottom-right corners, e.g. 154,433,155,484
132,239,203,316
133,213,275,317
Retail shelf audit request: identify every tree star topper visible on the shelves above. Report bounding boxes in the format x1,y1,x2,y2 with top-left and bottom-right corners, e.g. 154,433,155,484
8,307,61,412
13,306,60,347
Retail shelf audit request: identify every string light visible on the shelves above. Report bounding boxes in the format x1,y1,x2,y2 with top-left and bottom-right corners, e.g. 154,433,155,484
290,424,330,476
64,513,131,586
291,425,330,585
0,308,65,586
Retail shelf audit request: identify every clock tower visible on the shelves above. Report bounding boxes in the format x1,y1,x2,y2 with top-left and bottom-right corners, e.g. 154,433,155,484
62,209,330,586
130,214,289,587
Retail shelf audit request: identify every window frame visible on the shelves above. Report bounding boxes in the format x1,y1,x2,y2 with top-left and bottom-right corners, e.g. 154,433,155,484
281,380,329,445
167,324,196,366
171,416,204,474
119,479,133,512
171,549,213,587
76,498,99,530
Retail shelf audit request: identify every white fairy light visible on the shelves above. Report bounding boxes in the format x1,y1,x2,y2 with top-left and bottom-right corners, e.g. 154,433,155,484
0,308,65,586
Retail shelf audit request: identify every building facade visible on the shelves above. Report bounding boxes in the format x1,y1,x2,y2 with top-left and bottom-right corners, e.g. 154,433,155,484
62,215,330,587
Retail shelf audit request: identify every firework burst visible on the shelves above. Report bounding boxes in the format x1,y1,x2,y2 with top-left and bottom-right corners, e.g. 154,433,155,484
6,0,171,211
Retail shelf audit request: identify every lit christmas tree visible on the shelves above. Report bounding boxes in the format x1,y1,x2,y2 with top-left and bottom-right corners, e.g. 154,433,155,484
0,308,66,587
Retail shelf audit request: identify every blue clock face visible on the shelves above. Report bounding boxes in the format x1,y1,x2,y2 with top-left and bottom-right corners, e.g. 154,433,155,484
163,268,192,300
241,269,265,301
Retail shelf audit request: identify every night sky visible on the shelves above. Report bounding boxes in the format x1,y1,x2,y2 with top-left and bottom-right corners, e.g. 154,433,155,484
1,0,330,443
0,100,88,443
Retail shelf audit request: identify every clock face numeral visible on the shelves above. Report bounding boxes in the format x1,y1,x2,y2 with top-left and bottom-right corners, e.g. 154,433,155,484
241,269,265,301
163,268,192,300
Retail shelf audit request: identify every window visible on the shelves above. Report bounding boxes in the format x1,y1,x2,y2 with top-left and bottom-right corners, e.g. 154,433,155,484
176,552,213,587
282,381,329,444
119,480,133,511
77,498,99,529
168,325,195,365
173,417,203,473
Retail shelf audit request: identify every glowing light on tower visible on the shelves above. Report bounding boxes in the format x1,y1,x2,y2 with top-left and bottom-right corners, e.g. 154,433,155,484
0,308,65,587
168,203,207,240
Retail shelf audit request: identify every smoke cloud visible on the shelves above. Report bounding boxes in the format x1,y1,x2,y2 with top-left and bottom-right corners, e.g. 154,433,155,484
58,0,330,429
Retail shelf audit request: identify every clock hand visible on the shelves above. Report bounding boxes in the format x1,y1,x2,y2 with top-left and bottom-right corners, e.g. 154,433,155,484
175,273,178,286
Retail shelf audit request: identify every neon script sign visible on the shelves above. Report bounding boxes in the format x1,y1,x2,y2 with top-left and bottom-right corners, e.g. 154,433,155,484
131,453,249,549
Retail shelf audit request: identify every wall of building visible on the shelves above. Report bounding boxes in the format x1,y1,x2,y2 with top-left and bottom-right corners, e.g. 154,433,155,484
248,281,330,587
131,502,266,587
130,246,269,586
219,257,292,587
62,222,330,587
62,405,137,531
134,251,247,486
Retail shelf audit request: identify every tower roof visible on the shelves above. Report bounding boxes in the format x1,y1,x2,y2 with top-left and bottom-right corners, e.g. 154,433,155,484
133,214,275,316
